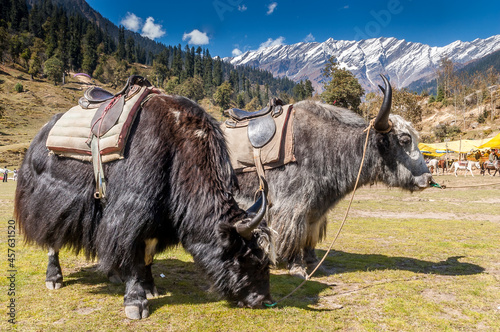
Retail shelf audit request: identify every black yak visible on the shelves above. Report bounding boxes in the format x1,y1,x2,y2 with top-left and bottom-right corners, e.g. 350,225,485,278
15,94,274,319
234,76,434,278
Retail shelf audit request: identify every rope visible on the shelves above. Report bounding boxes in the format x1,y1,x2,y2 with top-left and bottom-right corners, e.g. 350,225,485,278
265,120,375,307
434,181,499,189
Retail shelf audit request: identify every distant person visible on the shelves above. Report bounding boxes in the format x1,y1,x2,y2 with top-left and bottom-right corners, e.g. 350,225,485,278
474,150,481,161
2,167,8,182
492,149,499,161
489,150,498,162
13,169,18,181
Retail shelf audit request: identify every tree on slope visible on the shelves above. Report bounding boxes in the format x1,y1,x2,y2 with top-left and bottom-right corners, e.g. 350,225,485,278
321,56,364,113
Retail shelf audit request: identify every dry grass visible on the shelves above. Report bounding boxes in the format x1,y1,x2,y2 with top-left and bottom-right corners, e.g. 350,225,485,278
1,174,499,331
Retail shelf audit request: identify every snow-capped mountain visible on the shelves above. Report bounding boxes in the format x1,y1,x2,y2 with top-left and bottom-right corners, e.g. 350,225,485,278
226,35,500,92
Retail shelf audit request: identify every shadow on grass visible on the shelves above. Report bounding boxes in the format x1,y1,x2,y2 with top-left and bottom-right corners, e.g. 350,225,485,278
60,257,335,314
313,250,484,276
58,251,484,315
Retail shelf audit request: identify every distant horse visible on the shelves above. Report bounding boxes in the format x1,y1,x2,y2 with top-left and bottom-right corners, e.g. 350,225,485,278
438,160,447,174
480,160,500,176
452,161,476,177
428,159,439,175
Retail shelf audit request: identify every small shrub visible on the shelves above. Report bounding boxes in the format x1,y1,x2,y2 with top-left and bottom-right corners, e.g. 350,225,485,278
433,123,461,140
14,82,23,93
448,125,461,136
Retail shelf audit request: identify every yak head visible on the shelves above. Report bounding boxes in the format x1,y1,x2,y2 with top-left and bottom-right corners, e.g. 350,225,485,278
216,190,276,308
372,75,435,192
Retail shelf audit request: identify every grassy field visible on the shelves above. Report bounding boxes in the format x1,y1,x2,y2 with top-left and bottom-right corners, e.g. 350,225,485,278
1,174,499,331
1,64,499,331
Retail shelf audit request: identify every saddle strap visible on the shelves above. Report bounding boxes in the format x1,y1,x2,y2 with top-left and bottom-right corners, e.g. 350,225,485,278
253,148,266,191
91,136,107,201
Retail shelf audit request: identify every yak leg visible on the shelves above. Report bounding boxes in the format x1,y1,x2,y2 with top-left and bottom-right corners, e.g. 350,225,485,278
289,212,328,278
45,248,63,290
287,252,307,279
123,238,158,320
123,246,150,319
143,239,159,299
304,213,327,269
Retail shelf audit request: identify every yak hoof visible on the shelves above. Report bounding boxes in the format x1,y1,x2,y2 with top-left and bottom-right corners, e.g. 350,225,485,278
45,281,63,290
125,304,149,320
289,264,308,279
145,286,159,299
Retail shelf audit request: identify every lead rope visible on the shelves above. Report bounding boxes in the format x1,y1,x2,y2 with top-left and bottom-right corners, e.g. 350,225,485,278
265,120,377,307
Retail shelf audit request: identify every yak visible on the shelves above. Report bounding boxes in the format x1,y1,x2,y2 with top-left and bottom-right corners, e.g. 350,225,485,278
235,76,435,278
15,94,275,319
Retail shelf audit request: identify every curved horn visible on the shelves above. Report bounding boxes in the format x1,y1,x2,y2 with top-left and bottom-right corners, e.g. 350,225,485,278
235,189,267,240
373,74,392,132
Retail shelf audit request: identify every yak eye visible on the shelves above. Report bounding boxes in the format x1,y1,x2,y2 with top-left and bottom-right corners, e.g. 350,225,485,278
398,134,412,146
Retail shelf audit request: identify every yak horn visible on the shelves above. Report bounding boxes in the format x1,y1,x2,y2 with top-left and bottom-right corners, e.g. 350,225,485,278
235,189,267,240
373,74,392,133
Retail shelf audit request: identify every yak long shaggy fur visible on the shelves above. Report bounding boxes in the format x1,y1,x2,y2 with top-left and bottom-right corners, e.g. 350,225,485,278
15,94,274,313
236,100,431,270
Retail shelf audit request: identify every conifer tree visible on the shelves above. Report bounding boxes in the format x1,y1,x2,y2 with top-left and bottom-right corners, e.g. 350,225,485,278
126,37,136,63
213,81,233,111
172,44,183,78
305,79,314,97
117,25,126,59
213,58,223,87
194,46,202,77
82,26,98,75
184,45,194,78
203,49,213,92
236,92,246,108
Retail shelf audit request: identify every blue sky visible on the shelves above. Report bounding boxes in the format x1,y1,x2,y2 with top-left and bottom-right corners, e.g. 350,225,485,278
86,0,500,57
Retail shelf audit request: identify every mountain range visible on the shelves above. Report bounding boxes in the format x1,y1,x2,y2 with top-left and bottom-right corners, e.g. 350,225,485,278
226,35,500,93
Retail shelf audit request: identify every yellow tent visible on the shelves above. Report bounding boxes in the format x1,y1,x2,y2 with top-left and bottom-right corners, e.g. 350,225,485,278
423,140,487,153
478,132,500,149
418,143,445,157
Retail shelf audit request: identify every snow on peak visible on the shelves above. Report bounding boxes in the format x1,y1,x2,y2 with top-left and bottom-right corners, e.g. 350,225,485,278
224,35,500,92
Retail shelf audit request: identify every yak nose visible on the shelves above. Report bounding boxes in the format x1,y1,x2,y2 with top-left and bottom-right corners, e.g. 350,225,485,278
243,292,274,309
415,172,434,189
421,173,435,189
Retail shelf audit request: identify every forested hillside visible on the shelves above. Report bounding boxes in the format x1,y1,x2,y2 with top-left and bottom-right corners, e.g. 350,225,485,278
0,0,298,111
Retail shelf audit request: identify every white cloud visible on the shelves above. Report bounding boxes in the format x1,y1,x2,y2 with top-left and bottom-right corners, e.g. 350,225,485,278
304,33,315,42
121,12,141,32
238,4,247,12
267,2,277,15
141,17,166,40
232,48,243,56
258,36,285,51
182,29,210,45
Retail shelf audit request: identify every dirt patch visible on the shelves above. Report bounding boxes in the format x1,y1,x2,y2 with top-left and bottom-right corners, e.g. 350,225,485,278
349,210,500,222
